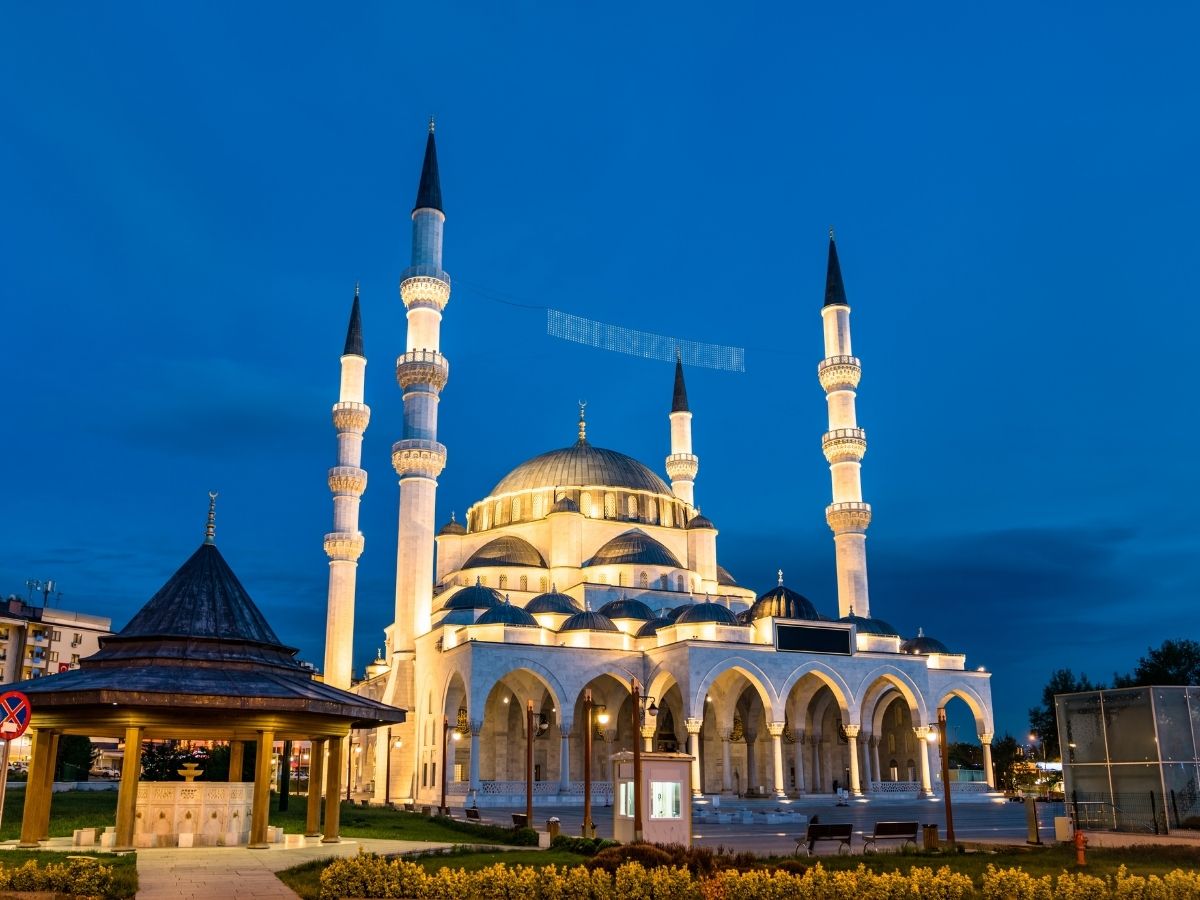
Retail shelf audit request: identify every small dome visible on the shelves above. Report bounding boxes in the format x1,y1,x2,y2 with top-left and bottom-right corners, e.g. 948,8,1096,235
463,536,547,569
735,609,753,625
716,565,738,587
901,628,953,655
636,616,673,637
597,597,655,621
442,581,504,611
475,601,539,628
585,530,682,568
438,515,466,536
436,608,480,626
550,495,580,514
686,514,715,530
749,585,819,621
840,614,900,636
666,603,694,622
675,600,740,626
525,589,580,615
558,610,620,633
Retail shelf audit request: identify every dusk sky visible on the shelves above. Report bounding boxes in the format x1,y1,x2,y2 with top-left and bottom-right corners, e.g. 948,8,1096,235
3,3,1198,742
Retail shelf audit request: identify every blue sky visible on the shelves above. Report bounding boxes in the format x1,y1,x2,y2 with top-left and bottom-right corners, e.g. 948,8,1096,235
2,2,1198,741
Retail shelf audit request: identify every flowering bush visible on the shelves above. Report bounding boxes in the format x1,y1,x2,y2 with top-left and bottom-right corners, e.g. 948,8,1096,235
0,857,115,896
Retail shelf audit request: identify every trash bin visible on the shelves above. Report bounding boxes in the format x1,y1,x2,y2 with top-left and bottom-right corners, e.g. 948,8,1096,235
923,823,939,850
547,817,560,839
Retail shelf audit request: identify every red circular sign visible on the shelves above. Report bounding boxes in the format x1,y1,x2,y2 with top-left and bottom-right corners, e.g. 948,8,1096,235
0,691,31,740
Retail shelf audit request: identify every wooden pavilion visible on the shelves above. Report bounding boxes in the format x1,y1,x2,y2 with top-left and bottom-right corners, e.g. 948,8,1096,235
2,515,403,850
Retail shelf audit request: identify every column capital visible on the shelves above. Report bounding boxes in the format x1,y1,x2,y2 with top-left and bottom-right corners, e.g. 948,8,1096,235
558,723,573,738
640,724,656,740
842,724,860,739
767,721,786,738
979,732,994,745
469,719,484,736
913,725,931,738
685,717,704,735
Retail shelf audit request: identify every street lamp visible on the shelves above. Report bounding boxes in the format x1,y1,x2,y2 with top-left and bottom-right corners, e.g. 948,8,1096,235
933,708,955,845
582,689,609,838
440,717,461,815
630,677,658,842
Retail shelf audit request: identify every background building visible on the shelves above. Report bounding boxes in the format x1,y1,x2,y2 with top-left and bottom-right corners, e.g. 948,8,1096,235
0,596,111,683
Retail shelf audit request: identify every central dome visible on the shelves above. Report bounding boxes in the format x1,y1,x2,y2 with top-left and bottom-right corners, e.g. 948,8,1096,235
490,442,672,496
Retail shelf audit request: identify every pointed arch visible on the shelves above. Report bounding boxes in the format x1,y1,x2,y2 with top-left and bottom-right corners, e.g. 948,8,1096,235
778,661,855,723
692,656,780,720
853,665,929,726
936,683,992,734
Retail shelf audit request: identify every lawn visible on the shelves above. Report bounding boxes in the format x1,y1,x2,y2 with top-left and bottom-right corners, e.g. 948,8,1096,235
0,788,118,841
0,848,138,899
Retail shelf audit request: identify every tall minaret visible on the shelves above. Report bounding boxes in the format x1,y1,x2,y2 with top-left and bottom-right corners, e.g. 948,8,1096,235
665,353,699,508
323,286,369,689
392,118,450,648
818,231,872,619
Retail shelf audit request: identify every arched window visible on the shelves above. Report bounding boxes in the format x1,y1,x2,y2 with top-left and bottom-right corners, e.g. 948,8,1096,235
581,492,594,518
532,494,545,519
604,493,617,518
675,574,685,592
659,575,669,589
481,508,491,530
494,500,504,526
646,497,658,524
519,575,528,592
499,574,508,590
479,576,488,586
661,502,673,528
905,732,914,753
539,577,548,592
511,497,522,522
894,705,903,726
887,734,896,753
639,571,649,588
627,496,638,519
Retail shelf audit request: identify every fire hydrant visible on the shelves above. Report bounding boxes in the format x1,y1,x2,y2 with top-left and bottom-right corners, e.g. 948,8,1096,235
1074,829,1088,866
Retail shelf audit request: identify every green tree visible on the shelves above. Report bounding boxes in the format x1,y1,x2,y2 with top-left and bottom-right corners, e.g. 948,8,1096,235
989,734,1023,791
1028,669,1102,760
139,741,211,781
54,735,96,781
1114,639,1200,687
947,742,982,770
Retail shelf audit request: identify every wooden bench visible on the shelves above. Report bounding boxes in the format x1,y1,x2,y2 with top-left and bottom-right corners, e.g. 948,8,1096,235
864,821,919,853
511,813,529,827
795,822,854,855
465,808,482,822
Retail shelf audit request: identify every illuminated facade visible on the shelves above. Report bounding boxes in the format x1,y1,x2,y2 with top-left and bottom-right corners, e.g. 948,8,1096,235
334,125,997,805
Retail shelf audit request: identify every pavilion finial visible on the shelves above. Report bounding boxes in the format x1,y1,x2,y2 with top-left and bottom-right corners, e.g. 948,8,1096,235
917,626,925,638
777,568,784,586
354,280,360,299
577,400,588,444
429,115,436,134
829,225,836,241
204,491,218,544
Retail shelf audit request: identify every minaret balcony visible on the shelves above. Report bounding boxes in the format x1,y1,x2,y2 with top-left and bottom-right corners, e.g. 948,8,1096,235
323,531,365,561
400,266,451,311
665,453,699,482
825,501,872,534
331,401,371,433
817,355,862,392
328,466,367,496
392,439,447,478
396,350,450,391
821,428,867,463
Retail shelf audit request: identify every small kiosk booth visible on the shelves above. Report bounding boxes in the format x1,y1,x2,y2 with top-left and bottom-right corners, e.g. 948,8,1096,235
611,750,692,846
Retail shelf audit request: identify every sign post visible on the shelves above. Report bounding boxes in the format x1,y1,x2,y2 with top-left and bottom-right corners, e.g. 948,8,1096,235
0,691,33,832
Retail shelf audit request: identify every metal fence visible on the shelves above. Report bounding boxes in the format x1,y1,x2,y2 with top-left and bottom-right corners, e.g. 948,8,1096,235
1070,790,1168,834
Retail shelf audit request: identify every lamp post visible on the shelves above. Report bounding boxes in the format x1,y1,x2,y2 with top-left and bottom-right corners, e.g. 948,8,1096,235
440,717,461,815
936,707,955,845
630,678,658,842
525,700,535,827
345,738,355,801
582,689,609,838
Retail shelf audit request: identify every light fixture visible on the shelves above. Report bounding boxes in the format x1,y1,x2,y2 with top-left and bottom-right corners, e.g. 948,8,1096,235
597,711,610,726
925,727,938,742
647,699,659,717
452,731,462,742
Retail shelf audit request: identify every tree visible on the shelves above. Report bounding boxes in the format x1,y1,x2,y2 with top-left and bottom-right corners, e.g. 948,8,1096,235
1028,669,1103,760
947,742,982,770
55,735,96,781
989,734,1023,791
139,741,211,781
1115,639,1200,687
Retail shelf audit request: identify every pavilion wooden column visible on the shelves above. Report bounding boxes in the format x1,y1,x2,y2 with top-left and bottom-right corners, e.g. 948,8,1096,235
37,730,61,839
306,738,326,837
228,740,245,782
248,729,274,848
322,736,342,843
17,728,50,847
114,726,144,850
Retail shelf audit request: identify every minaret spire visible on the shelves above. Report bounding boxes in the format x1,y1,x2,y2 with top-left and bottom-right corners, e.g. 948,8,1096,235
323,285,370,689
577,401,588,444
665,353,699,507
204,491,218,544
817,231,872,618
413,121,443,214
671,350,689,413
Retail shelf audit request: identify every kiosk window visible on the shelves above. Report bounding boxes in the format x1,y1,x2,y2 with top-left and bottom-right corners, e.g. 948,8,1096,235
650,781,681,819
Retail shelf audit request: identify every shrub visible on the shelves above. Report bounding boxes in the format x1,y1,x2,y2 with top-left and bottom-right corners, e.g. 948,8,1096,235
550,834,618,855
0,858,114,896
428,813,539,846
588,843,676,873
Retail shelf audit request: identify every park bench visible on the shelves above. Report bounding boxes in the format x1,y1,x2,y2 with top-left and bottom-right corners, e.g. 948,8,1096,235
512,813,529,827
464,808,483,822
795,822,853,855
863,820,919,853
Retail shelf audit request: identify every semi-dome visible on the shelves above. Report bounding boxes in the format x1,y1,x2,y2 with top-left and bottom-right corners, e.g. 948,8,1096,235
549,495,579,514
749,585,819,621
475,601,539,628
636,616,673,637
675,600,740,626
442,581,504,611
438,514,466,536
597,597,655,621
558,610,620,633
490,443,672,497
901,628,953,655
716,565,739,587
839,614,900,636
525,589,580,615
463,535,547,569
686,514,715,530
585,530,682,568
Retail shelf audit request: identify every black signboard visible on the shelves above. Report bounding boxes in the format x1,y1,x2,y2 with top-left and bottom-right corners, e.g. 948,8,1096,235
775,623,853,655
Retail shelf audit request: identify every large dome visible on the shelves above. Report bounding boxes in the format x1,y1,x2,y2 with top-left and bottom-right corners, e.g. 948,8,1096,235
490,443,672,497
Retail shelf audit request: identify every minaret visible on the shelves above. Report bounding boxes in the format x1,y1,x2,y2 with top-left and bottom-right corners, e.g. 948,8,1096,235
665,352,699,508
818,231,872,619
392,117,450,646
323,286,369,690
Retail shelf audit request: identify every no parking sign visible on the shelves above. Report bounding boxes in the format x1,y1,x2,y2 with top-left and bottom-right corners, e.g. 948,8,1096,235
0,691,31,740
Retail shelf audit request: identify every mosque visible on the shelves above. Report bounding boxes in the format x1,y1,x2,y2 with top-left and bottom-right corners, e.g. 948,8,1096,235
323,124,996,807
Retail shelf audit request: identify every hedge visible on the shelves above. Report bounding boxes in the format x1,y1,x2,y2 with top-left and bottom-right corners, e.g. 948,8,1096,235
0,858,115,896
319,856,1200,900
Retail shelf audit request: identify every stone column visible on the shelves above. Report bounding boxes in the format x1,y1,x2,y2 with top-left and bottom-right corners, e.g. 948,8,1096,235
323,737,343,842
685,718,703,796
861,734,873,791
469,721,483,793
844,726,862,795
558,724,571,793
872,736,882,784
915,727,933,796
767,722,787,797
980,732,995,789
811,733,822,793
794,733,807,794
249,729,275,848
306,739,325,837
721,733,733,793
113,725,143,851
641,724,655,753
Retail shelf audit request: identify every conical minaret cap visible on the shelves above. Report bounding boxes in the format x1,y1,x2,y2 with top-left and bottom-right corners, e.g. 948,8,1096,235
343,284,364,357
823,231,848,307
413,120,443,214
671,351,690,413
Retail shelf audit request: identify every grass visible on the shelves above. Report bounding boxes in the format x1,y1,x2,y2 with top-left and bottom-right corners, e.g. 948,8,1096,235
267,797,534,843
0,788,118,841
0,848,138,899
